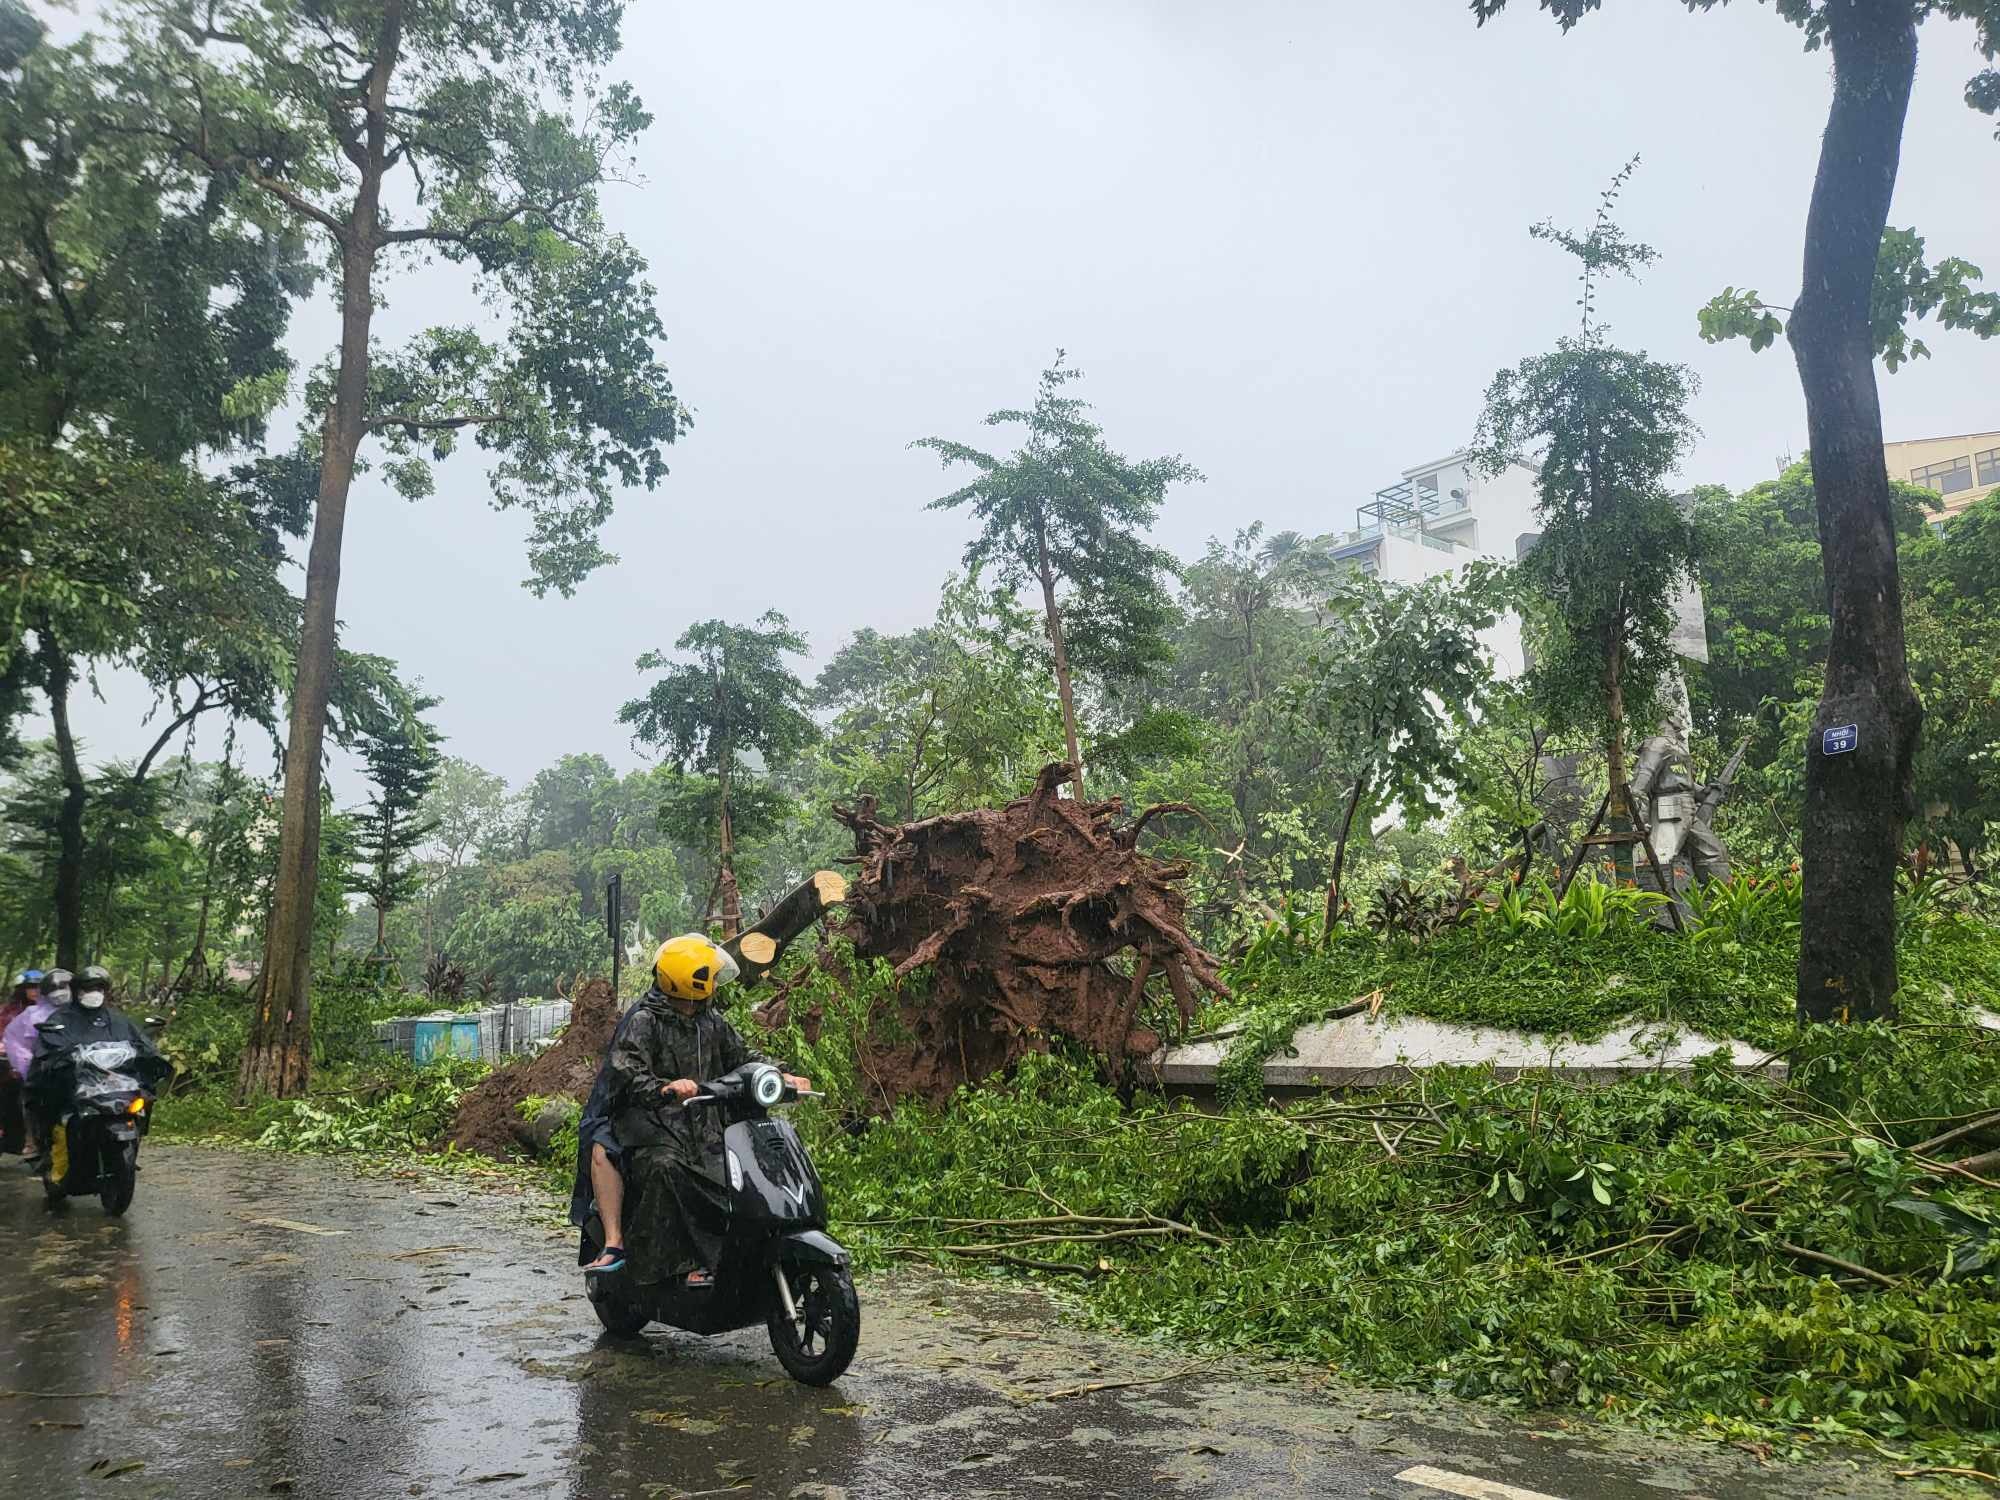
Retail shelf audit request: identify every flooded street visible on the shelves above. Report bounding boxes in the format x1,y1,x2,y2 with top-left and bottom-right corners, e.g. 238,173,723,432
1,1147,1905,1499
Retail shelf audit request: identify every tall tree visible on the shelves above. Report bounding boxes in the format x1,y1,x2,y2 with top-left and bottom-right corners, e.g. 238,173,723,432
1471,159,1699,816
618,615,817,940
89,0,688,1094
916,355,1200,790
1,2,306,965
1284,567,1506,938
1472,1,2000,1024
1165,524,1341,865
345,695,441,971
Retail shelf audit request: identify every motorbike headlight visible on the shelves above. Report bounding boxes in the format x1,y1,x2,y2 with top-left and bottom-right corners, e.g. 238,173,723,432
726,1148,744,1192
751,1066,785,1108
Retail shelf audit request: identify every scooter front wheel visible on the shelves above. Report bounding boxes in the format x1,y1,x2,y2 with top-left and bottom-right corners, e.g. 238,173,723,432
100,1142,138,1216
767,1262,859,1386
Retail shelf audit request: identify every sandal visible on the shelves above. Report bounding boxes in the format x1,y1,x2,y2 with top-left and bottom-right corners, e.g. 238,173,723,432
583,1246,628,1275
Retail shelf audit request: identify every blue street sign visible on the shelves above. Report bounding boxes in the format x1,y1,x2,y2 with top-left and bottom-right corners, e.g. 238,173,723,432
1823,723,1859,756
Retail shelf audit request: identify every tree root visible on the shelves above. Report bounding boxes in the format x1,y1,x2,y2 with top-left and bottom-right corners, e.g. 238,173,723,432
797,762,1227,1106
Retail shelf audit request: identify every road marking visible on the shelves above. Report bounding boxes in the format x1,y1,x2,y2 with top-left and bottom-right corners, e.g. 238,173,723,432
1396,1465,1566,1500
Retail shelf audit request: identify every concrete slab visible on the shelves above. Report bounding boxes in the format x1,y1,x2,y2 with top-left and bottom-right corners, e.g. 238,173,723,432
1149,1012,1781,1093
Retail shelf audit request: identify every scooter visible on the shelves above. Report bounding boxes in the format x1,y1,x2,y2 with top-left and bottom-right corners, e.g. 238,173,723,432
580,1061,860,1385
40,1040,161,1215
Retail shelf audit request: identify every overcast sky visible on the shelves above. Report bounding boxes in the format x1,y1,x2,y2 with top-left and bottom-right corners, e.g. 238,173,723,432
48,1,2000,797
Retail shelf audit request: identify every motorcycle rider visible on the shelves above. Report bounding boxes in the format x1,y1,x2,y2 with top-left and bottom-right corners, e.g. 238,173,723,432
26,967,165,1162
584,934,807,1285
0,969,43,1155
5,968,66,1162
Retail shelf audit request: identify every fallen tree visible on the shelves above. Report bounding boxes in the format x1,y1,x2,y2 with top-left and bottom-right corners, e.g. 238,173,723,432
758,762,1228,1107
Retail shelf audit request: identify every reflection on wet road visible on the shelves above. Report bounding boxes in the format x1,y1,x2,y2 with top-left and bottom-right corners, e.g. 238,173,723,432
2,1147,1900,1499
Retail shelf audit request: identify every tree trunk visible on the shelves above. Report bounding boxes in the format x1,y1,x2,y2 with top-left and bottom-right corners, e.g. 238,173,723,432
40,637,85,970
1321,772,1368,942
1605,598,1631,883
1791,0,1922,1024
716,764,742,942
714,649,742,942
240,3,403,1098
185,835,217,983
1034,519,1083,791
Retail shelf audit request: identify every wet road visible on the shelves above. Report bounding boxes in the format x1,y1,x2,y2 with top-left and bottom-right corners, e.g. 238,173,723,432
2,1146,1906,1500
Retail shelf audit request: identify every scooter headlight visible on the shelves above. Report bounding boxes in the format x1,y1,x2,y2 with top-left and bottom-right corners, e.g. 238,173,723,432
751,1066,785,1108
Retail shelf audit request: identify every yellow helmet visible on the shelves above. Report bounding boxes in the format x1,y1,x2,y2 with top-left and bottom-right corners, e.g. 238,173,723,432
652,933,739,1001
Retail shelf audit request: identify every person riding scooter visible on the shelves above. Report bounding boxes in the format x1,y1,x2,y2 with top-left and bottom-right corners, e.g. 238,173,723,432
588,935,808,1285
0,969,44,1155
7,968,67,1163
26,967,164,1158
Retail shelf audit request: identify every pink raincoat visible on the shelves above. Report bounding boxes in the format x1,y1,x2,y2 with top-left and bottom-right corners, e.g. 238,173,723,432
2,999,54,1078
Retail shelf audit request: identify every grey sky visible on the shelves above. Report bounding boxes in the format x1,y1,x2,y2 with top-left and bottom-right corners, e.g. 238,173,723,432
52,1,2000,798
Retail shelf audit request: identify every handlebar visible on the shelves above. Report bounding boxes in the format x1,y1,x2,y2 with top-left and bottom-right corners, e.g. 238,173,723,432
667,1085,820,1108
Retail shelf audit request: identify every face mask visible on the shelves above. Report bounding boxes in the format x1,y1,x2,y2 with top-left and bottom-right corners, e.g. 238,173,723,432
80,992,105,1010
44,988,70,1005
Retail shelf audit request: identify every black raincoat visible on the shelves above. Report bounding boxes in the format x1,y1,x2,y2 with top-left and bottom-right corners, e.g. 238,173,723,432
25,1003,167,1122
602,991,770,1283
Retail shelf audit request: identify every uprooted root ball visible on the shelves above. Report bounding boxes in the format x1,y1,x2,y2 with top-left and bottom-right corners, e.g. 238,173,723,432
759,762,1227,1107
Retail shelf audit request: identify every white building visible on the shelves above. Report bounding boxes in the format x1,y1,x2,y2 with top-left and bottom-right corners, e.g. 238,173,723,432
1325,449,1542,677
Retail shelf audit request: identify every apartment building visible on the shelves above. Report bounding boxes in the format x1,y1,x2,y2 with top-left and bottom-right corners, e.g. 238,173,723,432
1885,430,2000,525
1326,449,1542,675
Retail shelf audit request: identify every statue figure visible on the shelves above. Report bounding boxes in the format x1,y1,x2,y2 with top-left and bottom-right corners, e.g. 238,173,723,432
1627,677,1736,898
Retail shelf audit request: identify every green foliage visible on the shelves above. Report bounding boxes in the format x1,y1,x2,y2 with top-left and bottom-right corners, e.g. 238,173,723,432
251,1058,487,1156
816,1018,2000,1467
1693,469,1998,870
518,1092,583,1193
916,354,1200,695
813,572,1065,821
1286,565,1509,830
157,982,258,1085
747,937,915,1116
1699,228,2000,372
93,0,688,598
1473,164,1699,757
621,615,818,778
1207,879,2000,1109
1684,872,1803,948
344,692,443,963
619,612,817,920
0,1,308,460
444,893,602,1002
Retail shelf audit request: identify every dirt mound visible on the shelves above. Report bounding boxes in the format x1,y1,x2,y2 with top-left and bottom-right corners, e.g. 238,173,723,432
445,977,620,1159
759,762,1227,1109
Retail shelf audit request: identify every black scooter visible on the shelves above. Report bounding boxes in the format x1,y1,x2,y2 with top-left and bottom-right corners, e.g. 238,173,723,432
40,1040,161,1215
580,1061,860,1385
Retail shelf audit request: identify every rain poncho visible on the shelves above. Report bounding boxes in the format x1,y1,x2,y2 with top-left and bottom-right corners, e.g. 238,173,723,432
2,999,54,1078
603,992,768,1283
25,1004,168,1111
569,1000,648,1230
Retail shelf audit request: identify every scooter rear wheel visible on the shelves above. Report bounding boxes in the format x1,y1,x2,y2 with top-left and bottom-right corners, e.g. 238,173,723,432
767,1262,859,1386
